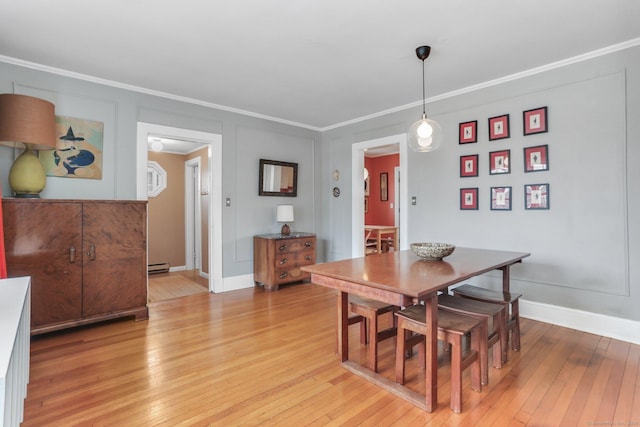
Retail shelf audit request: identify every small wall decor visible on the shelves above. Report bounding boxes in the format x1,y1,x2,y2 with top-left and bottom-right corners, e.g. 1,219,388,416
332,187,340,197
491,186,512,211
489,149,511,175
459,120,478,144
488,114,510,141
40,115,104,179
525,183,549,209
523,106,548,135
364,196,369,213
460,154,479,177
380,172,388,201
364,175,370,196
460,187,479,210
524,145,549,172
259,159,298,197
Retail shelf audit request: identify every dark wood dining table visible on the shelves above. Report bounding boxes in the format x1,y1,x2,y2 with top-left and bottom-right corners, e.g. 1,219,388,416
301,247,530,412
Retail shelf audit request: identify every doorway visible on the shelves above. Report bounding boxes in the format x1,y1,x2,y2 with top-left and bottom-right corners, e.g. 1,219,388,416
351,133,408,257
136,122,223,293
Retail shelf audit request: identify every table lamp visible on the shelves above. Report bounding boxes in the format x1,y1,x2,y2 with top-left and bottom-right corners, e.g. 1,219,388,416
0,94,56,198
276,204,294,235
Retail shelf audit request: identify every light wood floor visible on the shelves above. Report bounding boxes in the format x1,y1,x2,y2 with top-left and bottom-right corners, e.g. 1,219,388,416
23,282,639,426
148,269,209,303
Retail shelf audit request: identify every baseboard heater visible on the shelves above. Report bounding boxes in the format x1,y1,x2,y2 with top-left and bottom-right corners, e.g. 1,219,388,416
148,262,170,274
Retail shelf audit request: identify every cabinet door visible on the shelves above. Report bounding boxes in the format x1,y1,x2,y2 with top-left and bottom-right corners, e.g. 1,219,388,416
81,202,147,316
3,201,83,327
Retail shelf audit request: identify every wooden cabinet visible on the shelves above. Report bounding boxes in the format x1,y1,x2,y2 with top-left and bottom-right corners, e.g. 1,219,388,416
2,199,148,334
253,233,316,291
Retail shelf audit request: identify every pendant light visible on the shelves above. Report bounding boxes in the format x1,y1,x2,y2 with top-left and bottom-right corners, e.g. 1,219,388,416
407,46,443,152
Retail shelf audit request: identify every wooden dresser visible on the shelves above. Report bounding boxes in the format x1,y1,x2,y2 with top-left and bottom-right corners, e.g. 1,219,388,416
2,199,149,334
253,233,316,291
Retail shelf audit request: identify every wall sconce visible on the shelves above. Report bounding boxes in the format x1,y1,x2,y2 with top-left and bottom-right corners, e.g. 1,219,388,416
276,204,294,235
407,46,443,152
0,94,56,197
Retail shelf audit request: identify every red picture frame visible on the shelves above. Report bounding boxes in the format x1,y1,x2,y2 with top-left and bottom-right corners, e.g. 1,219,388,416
491,186,512,211
524,145,549,172
460,188,478,210
488,114,510,141
459,120,477,144
523,106,548,135
460,154,479,177
525,183,549,209
489,149,510,175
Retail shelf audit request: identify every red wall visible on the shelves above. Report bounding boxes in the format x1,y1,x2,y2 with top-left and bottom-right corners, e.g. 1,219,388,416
364,154,399,226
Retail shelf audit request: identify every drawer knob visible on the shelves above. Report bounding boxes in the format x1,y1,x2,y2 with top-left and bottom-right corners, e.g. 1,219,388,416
279,258,287,265
305,255,312,261
279,272,288,279
305,242,312,247
279,244,287,251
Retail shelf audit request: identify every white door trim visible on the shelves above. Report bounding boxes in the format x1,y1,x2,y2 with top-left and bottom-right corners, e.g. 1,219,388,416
136,122,223,293
351,133,408,257
185,157,202,271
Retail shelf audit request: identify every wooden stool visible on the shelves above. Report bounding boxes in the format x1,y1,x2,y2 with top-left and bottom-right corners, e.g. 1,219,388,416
395,305,482,414
349,295,398,372
453,284,522,353
438,293,505,385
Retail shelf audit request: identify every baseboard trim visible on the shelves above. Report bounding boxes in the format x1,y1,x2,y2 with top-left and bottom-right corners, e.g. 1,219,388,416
168,265,186,272
520,299,640,345
221,274,255,292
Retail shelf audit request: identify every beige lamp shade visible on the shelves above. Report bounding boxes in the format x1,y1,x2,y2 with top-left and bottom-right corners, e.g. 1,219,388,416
0,94,56,150
0,94,56,197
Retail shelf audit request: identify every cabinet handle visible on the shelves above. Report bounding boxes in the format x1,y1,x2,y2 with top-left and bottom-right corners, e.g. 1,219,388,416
305,241,312,247
87,244,96,261
305,255,312,261
279,258,287,265
279,272,288,279
69,247,76,263
279,244,287,251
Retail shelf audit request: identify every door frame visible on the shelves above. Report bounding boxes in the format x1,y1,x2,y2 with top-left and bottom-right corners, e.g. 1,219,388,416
351,133,408,257
185,157,202,272
136,122,223,293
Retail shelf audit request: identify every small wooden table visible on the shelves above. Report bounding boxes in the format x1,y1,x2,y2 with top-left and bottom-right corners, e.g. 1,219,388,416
302,247,530,412
364,225,399,254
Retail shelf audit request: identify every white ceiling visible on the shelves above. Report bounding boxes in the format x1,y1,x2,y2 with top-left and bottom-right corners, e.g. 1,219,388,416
1,1,639,131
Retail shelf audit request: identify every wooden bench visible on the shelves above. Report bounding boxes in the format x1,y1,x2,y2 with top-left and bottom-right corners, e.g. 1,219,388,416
395,305,482,413
438,293,505,385
452,284,522,353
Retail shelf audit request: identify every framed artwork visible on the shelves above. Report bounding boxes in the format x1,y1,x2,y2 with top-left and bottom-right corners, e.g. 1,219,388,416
459,120,478,144
460,188,479,210
460,154,479,177
524,145,549,172
488,114,510,141
380,172,388,201
489,149,511,175
525,183,549,209
364,175,370,196
523,106,548,135
364,197,369,213
491,186,512,211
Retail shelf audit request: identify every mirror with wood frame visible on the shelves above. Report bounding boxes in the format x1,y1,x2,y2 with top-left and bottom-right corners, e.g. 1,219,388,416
259,159,298,197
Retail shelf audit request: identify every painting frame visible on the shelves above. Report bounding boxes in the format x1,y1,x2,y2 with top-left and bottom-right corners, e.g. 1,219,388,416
491,186,512,211
460,187,479,210
525,183,550,210
459,120,478,144
380,172,388,201
524,145,549,172
489,149,511,175
460,154,479,177
488,114,510,141
523,106,548,135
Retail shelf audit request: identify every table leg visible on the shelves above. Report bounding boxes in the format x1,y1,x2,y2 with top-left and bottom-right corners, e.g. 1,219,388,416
424,292,438,412
337,291,349,362
501,266,510,293
376,231,382,254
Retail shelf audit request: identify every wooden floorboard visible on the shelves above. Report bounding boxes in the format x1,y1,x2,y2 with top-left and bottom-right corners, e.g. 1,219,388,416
21,282,640,426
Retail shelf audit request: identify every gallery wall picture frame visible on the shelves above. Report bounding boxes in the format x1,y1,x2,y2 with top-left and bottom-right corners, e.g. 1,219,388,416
460,187,479,210
459,120,478,144
523,106,548,135
491,186,512,211
488,114,510,141
525,183,550,209
364,196,369,213
524,144,549,172
489,149,511,175
460,154,479,177
380,172,388,201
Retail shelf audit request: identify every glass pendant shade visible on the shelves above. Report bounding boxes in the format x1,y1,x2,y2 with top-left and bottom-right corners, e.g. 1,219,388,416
408,114,443,152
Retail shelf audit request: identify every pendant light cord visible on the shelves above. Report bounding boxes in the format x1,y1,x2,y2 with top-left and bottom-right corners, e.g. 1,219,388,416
421,59,426,117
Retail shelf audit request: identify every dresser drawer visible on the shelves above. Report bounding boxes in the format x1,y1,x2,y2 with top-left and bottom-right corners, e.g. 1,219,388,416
275,238,315,254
